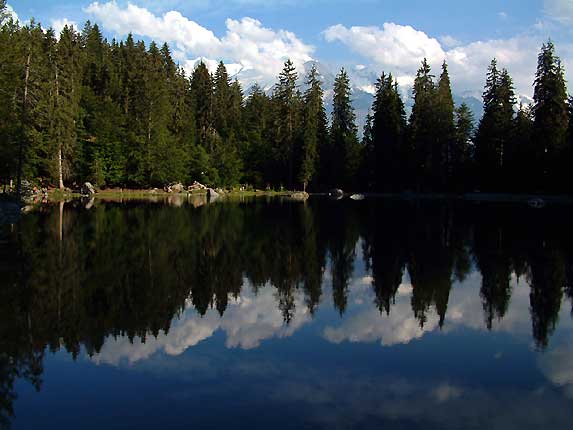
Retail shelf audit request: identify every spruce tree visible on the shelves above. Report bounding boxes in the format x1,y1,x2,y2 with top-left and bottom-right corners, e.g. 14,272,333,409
213,61,230,138
0,0,10,25
273,60,299,188
53,25,81,189
243,84,272,187
190,61,214,150
409,58,438,190
330,68,361,189
507,104,533,191
475,60,515,191
436,61,455,189
371,72,407,191
532,41,569,191
299,65,326,191
453,103,474,191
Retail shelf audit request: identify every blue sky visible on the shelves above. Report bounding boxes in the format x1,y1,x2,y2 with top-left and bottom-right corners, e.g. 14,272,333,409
8,0,573,97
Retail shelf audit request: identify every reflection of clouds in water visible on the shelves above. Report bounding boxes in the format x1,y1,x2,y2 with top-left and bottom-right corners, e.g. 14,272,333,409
271,373,573,429
324,285,440,346
432,383,463,403
93,286,310,365
323,271,573,347
539,339,573,397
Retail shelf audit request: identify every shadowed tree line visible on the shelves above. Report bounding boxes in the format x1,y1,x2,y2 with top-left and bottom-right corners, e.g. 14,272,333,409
1,6,572,194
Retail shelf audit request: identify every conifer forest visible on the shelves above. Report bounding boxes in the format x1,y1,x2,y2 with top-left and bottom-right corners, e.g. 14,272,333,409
1,1,572,194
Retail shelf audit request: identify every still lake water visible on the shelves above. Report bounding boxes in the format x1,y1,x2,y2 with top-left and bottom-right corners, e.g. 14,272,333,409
1,196,573,429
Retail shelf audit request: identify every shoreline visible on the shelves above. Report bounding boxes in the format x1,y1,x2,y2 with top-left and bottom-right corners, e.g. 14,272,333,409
4,189,573,206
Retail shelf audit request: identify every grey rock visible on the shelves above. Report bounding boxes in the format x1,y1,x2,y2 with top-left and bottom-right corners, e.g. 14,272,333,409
208,188,219,199
81,182,96,196
289,192,309,201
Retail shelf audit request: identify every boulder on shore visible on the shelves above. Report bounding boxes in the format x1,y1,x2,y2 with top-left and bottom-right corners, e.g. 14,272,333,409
81,182,96,196
289,192,309,201
188,181,207,191
165,182,185,193
207,188,219,199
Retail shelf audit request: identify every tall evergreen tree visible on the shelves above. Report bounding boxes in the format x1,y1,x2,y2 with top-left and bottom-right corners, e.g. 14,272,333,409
532,41,569,191
436,61,455,189
452,103,475,190
190,61,214,150
273,60,300,188
299,65,327,191
330,68,361,189
371,72,407,191
53,25,81,189
475,60,515,191
409,59,438,190
213,61,230,138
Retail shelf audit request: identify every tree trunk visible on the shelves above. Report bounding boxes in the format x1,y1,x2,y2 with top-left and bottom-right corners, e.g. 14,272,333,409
16,51,31,199
58,146,64,189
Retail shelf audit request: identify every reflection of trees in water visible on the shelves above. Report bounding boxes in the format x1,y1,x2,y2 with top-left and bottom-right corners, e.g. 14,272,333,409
2,199,573,423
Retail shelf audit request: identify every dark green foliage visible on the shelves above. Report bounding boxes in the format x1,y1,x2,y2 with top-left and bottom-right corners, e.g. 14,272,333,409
329,68,361,189
299,65,327,191
409,59,439,191
532,41,569,191
370,72,407,191
272,60,302,189
452,103,475,190
0,17,570,194
474,60,516,191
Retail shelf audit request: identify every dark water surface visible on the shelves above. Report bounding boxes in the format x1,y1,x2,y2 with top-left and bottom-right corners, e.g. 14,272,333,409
1,196,573,429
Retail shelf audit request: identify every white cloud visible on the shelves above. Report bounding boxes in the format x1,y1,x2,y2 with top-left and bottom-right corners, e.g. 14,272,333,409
539,340,573,395
93,286,311,365
545,0,573,24
51,18,79,35
4,3,18,22
324,23,446,72
432,383,463,403
322,22,559,99
440,35,462,48
85,1,314,87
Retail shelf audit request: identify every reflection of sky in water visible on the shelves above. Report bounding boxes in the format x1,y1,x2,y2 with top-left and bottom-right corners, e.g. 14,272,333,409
10,234,573,429
67,251,573,430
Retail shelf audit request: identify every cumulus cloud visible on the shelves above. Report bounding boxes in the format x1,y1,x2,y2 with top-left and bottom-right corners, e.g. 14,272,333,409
324,23,445,72
51,18,79,35
84,1,314,86
323,283,441,346
545,0,573,24
93,286,311,365
323,22,553,98
539,340,573,396
4,3,18,22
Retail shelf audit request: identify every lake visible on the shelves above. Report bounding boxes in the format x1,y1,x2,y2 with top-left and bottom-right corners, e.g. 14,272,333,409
1,196,573,429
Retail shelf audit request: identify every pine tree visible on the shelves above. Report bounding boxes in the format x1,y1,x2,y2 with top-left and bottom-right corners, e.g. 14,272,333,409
0,0,11,25
273,60,299,188
371,72,407,191
213,61,230,138
190,61,214,150
532,41,569,191
436,61,455,189
330,68,361,189
243,84,272,187
299,65,326,191
452,103,474,190
507,104,533,191
475,60,515,191
51,25,81,189
409,58,438,190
